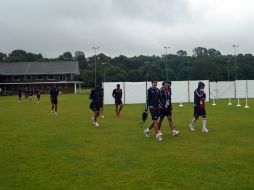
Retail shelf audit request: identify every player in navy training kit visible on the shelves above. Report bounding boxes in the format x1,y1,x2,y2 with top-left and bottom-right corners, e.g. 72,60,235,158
35,89,41,103
17,88,23,103
144,80,165,141
50,86,59,116
28,89,33,102
90,86,100,127
158,81,180,136
188,82,208,132
112,84,123,118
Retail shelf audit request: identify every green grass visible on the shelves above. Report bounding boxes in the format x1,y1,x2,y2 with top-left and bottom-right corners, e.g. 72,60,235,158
0,94,254,190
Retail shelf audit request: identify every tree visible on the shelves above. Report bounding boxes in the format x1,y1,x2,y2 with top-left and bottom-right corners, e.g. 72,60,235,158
74,51,87,68
27,52,43,62
62,52,73,60
7,49,28,62
207,48,221,57
0,52,7,62
74,51,85,59
176,50,187,56
192,47,208,57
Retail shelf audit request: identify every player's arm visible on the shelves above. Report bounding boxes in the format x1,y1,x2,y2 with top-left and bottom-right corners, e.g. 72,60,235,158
158,90,166,108
112,89,115,99
194,90,199,106
120,89,122,99
89,90,94,101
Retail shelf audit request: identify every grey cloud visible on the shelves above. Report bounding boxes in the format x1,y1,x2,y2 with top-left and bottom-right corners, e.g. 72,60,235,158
0,0,254,57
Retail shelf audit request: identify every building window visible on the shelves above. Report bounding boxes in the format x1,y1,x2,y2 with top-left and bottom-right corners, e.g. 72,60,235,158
47,84,51,89
3,76,8,81
59,75,66,81
13,76,20,81
24,75,32,81
47,75,56,80
36,75,43,80
64,83,68,88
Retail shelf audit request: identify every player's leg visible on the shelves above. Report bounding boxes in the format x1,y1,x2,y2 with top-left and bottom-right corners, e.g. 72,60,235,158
51,100,54,113
167,115,180,136
91,104,100,127
189,107,199,131
100,106,104,118
158,113,164,136
18,95,22,102
118,103,123,116
154,108,163,141
54,104,58,114
115,104,118,117
201,110,208,132
144,121,153,137
158,108,164,130
93,108,100,127
154,119,163,141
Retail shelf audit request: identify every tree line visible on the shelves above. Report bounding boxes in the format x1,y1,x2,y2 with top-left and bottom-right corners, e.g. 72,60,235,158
1,48,254,87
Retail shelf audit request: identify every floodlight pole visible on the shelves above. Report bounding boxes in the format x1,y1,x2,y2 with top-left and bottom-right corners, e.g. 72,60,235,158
212,82,217,106
102,62,107,82
233,45,241,106
226,60,232,105
145,61,149,101
92,46,99,87
245,80,250,108
164,46,170,81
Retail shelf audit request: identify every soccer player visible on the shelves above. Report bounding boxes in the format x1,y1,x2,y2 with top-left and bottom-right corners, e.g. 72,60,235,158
89,86,100,127
50,85,59,116
158,81,180,136
188,82,208,132
17,88,23,103
144,80,165,141
28,89,33,102
98,85,104,118
112,84,123,118
35,89,41,104
24,88,28,99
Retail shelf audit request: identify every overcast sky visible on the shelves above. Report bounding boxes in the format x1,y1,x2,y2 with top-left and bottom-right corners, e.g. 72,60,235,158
1,0,254,58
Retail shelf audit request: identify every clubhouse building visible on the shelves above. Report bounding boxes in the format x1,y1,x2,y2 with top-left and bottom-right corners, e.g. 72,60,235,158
0,61,82,95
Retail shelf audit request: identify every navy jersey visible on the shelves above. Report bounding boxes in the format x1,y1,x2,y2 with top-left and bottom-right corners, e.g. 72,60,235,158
194,89,206,109
147,87,165,108
112,88,122,100
160,88,172,106
98,87,104,102
50,88,59,99
90,88,100,104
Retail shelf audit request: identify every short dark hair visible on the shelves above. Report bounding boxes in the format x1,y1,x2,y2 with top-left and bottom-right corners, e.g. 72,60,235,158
162,81,171,86
117,84,120,87
151,80,157,83
198,81,205,89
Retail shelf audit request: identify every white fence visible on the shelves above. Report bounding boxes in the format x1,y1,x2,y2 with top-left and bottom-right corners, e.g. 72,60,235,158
103,80,254,105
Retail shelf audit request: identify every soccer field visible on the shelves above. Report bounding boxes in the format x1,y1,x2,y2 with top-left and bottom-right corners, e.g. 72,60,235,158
0,93,253,190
